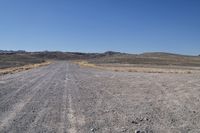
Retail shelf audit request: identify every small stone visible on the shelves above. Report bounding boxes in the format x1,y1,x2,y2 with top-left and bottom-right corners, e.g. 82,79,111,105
135,130,140,133
121,127,127,132
90,127,98,132
135,130,147,133
144,117,149,121
91,128,95,132
132,120,138,124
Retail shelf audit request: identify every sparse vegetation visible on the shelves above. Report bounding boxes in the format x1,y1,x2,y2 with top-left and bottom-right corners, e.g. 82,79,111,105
0,54,45,69
0,61,51,75
75,60,200,74
73,60,97,68
89,52,200,67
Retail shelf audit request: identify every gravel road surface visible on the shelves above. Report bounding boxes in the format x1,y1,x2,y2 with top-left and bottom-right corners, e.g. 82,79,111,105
0,61,200,133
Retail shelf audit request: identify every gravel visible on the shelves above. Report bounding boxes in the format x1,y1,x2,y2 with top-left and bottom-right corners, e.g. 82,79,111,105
0,61,200,133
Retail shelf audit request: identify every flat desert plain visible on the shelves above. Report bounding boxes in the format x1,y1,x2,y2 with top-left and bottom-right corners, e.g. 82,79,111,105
0,61,200,133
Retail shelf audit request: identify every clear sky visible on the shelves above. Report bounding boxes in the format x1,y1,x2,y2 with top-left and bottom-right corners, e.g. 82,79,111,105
0,0,199,55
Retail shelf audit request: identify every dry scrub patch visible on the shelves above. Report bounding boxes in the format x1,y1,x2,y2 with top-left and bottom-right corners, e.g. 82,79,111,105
0,61,51,75
74,60,200,74
73,60,99,68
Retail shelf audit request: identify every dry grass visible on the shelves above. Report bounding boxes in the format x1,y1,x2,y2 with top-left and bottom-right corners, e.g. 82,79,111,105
103,66,196,74
0,61,51,75
73,60,99,68
74,60,200,74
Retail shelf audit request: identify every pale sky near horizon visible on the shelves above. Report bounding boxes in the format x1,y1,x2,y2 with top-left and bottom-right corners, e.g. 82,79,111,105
0,0,199,55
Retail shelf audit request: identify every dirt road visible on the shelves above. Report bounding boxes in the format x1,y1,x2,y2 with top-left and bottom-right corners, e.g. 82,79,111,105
0,62,200,133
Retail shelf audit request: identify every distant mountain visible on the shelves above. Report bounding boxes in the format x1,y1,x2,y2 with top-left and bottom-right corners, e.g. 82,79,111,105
0,50,26,54
139,52,197,57
103,51,123,56
1,50,200,67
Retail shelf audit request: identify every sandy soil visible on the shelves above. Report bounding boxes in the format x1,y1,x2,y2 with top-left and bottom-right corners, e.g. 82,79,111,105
0,61,200,133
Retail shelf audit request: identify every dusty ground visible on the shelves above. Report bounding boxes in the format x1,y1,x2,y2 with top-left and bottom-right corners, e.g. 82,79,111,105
0,61,200,133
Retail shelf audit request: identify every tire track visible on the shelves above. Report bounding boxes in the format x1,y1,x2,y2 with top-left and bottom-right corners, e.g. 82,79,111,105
66,63,86,133
67,94,77,133
65,64,77,133
59,63,68,133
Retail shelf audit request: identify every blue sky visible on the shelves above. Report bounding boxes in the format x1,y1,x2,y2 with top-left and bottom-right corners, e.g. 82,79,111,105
0,0,199,55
